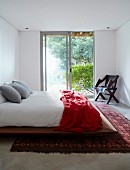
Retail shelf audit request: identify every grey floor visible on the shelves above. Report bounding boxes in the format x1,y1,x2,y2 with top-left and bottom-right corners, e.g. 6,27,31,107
110,102,130,120
0,101,130,170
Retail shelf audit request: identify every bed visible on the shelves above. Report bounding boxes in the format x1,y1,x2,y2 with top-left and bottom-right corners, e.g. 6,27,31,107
0,84,117,135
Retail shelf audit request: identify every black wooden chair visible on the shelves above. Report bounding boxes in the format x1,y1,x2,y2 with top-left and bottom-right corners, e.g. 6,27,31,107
95,75,119,104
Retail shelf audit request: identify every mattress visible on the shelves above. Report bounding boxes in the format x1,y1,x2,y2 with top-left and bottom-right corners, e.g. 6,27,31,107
0,91,117,132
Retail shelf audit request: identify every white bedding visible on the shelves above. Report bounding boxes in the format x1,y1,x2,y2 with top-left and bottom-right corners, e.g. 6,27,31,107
0,91,117,131
0,91,63,127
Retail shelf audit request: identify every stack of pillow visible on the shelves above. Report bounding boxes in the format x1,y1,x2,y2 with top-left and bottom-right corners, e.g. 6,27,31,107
0,80,33,103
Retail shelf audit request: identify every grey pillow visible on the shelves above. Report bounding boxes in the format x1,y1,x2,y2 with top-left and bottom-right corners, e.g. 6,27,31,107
0,85,21,103
12,82,30,99
12,80,33,94
0,91,7,104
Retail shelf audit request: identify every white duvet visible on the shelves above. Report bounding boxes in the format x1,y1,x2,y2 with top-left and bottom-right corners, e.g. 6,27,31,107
0,91,63,127
0,91,117,131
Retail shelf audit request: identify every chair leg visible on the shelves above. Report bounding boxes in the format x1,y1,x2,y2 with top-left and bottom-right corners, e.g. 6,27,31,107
107,95,119,104
95,93,106,101
100,93,106,100
107,89,119,104
113,95,119,103
107,96,113,104
95,94,99,101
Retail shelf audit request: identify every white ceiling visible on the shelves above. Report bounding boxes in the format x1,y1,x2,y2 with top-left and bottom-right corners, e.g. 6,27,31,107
0,0,130,31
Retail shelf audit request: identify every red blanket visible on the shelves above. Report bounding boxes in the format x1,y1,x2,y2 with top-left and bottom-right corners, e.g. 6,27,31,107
55,90,103,132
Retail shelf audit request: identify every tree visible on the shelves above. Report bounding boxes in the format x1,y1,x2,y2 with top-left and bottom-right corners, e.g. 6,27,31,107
71,37,93,64
47,36,93,67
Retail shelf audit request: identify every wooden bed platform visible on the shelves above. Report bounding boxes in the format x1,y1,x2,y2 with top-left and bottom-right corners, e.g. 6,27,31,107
0,127,118,136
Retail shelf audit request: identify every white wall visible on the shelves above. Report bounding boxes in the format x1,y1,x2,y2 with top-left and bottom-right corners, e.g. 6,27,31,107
116,21,130,106
0,17,19,83
94,31,117,98
19,31,40,91
94,31,116,83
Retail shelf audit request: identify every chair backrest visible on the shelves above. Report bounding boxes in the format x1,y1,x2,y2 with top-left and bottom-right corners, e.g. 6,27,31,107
105,75,119,89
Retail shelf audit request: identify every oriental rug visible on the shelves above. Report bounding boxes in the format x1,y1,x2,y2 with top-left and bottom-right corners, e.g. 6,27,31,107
10,102,130,154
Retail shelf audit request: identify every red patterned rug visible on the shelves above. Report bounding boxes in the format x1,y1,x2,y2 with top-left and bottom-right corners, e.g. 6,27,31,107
10,102,130,153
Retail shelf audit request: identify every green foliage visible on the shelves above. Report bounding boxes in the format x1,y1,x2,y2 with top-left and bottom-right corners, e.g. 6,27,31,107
71,63,93,91
71,37,93,64
47,36,93,68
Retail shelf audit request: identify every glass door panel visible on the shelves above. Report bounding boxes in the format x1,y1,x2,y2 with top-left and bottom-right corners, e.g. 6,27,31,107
71,32,94,97
42,34,68,92
71,32,93,92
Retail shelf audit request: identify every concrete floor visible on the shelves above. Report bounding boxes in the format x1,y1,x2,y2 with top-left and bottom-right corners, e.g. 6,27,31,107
0,101,130,170
110,102,130,120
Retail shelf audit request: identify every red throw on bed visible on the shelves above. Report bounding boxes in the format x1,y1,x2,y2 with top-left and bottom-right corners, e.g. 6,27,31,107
55,90,103,132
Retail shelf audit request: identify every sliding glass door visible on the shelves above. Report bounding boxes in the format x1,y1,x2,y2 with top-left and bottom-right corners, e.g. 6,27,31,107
71,32,94,94
40,32,94,95
41,32,71,91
